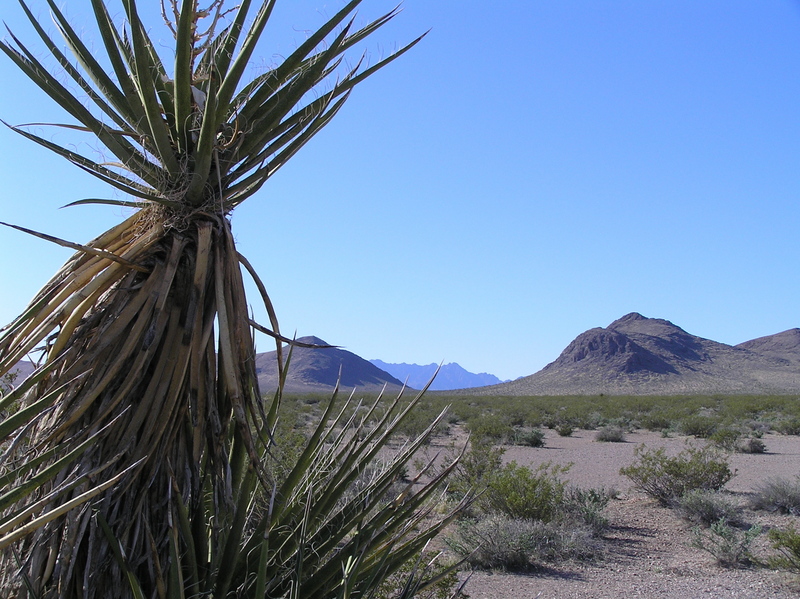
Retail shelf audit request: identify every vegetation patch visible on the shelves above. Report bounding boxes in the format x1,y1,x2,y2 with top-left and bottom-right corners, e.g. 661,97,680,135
620,443,733,505
691,519,761,568
595,425,627,443
677,490,742,527
751,476,800,515
448,515,603,571
513,428,546,447
767,524,800,572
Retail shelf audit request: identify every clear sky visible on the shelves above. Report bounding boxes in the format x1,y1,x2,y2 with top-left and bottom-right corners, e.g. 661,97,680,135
1,1,799,381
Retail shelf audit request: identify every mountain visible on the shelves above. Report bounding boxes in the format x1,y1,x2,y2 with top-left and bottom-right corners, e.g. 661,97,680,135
4,360,35,387
464,313,800,396
736,329,800,363
255,336,405,394
369,360,504,391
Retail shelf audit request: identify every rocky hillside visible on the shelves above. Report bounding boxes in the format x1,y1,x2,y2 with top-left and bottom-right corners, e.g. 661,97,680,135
255,336,405,394
466,313,800,396
736,328,800,363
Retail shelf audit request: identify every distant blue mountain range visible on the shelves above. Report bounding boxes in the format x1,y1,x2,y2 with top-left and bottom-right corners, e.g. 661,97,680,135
369,360,505,391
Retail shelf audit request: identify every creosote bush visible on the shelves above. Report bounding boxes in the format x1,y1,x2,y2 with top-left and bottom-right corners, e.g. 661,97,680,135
479,462,570,521
709,427,741,452
620,443,733,505
556,424,574,437
768,524,800,572
680,416,719,438
513,428,545,447
465,415,514,444
777,418,800,436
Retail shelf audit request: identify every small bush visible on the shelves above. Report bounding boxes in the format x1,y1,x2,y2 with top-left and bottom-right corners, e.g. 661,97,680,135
447,515,603,570
677,490,741,526
777,418,800,436
737,437,766,454
751,476,800,515
746,421,770,437
641,414,672,432
556,424,574,437
513,428,545,447
691,519,761,568
563,487,612,534
480,462,569,521
595,426,626,443
619,443,734,505
466,415,514,443
447,441,505,502
681,416,718,438
709,427,740,452
768,524,800,572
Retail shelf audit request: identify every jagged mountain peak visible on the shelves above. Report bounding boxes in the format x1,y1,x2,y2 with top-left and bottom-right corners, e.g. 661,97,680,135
369,360,504,390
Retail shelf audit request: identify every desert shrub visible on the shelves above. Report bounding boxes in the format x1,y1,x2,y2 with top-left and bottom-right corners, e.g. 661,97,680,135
513,428,545,447
466,415,514,443
447,515,603,570
709,427,741,452
776,418,800,436
556,424,574,437
479,462,570,521
574,411,603,430
767,524,800,571
677,490,742,526
447,440,505,503
737,437,766,454
394,405,451,439
691,519,761,568
619,443,733,505
595,426,626,443
563,487,612,534
680,416,719,438
751,476,800,515
746,420,770,436
641,414,672,432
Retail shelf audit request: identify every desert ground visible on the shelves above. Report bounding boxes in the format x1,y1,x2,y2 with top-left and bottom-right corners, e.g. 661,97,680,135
443,429,800,599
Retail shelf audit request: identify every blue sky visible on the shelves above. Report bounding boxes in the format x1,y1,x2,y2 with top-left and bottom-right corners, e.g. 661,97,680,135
1,1,799,381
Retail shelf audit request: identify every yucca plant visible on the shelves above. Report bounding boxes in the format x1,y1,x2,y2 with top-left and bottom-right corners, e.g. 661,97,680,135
0,2,466,597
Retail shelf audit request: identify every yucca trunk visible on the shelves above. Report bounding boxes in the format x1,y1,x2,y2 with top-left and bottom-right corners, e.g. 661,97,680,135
1,210,267,595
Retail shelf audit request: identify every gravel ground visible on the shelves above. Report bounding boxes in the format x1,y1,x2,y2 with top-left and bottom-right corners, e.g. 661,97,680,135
454,429,800,599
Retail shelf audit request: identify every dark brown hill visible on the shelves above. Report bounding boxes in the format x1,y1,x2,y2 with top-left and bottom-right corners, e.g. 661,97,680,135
465,313,800,396
736,329,800,364
255,336,404,394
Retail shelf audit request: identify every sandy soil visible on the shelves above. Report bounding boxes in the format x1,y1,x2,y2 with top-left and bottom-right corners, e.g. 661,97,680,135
449,429,800,599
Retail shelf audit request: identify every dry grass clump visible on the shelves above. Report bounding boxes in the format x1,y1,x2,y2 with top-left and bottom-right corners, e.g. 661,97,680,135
751,476,800,515
595,425,627,442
